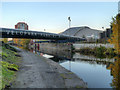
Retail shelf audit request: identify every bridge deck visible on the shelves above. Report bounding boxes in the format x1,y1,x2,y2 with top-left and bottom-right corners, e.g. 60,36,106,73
0,28,86,41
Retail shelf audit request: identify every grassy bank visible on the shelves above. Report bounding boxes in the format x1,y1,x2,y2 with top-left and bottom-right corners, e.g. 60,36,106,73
0,42,21,89
75,46,116,58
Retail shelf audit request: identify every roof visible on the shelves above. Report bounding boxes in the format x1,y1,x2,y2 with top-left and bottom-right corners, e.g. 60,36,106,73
61,26,103,39
16,22,28,25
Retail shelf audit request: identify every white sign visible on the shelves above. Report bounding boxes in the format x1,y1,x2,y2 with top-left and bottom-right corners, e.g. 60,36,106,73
118,1,120,13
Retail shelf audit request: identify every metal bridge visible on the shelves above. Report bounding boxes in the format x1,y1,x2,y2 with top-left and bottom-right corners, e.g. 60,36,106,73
0,28,86,41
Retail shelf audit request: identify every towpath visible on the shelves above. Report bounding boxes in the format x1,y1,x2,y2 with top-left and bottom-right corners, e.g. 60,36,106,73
12,48,87,88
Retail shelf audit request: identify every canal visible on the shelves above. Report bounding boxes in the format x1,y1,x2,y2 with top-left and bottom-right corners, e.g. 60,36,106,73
30,47,119,88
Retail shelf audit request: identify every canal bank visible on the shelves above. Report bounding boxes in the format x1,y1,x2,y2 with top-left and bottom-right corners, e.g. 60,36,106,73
12,47,87,88
32,47,117,88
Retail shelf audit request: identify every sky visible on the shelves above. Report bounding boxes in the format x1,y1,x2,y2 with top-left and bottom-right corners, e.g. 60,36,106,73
1,1,118,33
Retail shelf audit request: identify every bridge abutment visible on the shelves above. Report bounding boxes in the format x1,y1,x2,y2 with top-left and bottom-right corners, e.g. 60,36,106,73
30,42,73,52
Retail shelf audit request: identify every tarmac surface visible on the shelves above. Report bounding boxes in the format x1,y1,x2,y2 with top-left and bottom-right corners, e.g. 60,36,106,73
12,48,87,88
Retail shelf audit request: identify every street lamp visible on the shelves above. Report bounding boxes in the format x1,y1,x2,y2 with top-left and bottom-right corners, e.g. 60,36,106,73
68,17,71,37
68,16,71,28
102,27,106,44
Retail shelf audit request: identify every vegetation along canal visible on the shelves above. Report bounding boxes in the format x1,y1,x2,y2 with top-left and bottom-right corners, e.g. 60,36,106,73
31,47,119,88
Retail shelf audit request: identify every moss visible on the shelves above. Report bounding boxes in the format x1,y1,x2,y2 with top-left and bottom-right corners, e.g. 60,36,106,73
68,72,73,74
60,73,73,79
76,85,84,88
0,61,19,88
60,73,67,79
2,45,21,63
0,43,21,89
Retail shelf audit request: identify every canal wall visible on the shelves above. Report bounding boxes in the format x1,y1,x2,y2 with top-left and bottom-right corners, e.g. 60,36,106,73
73,43,114,50
31,43,114,52
31,43,72,51
37,47,72,59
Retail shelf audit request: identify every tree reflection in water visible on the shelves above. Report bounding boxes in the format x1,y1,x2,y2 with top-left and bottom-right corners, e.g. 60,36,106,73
107,56,120,88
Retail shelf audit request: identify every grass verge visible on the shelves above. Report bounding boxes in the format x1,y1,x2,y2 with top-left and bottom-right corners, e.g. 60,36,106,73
0,42,21,89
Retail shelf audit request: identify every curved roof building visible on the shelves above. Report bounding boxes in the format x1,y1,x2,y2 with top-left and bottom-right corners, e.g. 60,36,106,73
61,26,103,39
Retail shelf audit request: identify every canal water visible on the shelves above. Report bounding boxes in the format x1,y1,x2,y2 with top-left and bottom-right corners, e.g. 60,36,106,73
30,48,120,88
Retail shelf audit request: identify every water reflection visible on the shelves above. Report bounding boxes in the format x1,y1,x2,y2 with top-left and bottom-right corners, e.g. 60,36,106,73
30,47,120,88
108,57,120,88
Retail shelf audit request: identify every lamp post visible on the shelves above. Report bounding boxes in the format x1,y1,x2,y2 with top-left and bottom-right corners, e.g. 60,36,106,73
68,17,71,38
102,27,106,44
68,16,71,28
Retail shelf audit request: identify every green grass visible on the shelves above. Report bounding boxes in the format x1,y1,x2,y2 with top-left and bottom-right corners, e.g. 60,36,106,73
1,61,17,88
0,43,21,89
1,46,21,64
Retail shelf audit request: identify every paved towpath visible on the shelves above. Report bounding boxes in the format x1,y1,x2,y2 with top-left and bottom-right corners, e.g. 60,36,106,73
12,48,87,88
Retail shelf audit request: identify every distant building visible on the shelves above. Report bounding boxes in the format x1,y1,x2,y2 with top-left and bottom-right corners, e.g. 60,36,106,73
15,22,28,30
13,22,29,47
61,26,102,42
99,28,112,40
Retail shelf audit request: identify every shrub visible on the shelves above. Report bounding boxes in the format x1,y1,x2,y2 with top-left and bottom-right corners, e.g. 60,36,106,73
95,46,107,55
78,46,116,58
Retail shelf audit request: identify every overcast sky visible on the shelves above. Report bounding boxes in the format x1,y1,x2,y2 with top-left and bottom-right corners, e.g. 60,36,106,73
1,2,118,33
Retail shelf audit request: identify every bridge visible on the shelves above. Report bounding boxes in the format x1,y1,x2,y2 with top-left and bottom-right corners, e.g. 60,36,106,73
0,28,86,41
